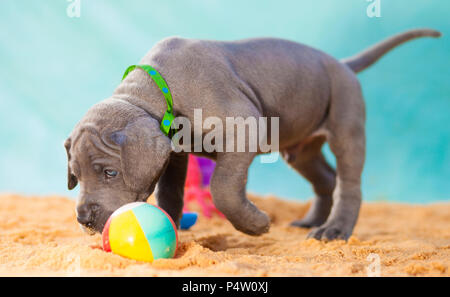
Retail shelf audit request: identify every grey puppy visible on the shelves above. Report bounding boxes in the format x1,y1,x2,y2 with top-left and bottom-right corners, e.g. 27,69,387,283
65,29,440,240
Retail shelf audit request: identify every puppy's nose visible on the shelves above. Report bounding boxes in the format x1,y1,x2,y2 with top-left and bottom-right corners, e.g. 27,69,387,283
76,203,98,226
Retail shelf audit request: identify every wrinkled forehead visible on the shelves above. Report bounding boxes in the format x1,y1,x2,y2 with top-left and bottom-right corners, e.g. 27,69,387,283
72,132,101,159
70,127,120,166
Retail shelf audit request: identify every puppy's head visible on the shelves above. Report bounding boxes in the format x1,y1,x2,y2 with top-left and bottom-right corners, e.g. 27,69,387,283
65,99,172,234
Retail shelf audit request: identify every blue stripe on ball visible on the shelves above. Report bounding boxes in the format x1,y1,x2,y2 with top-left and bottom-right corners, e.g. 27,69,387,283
132,204,177,259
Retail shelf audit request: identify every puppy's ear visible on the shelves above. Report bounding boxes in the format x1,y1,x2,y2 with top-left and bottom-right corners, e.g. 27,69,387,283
111,116,172,192
64,138,78,190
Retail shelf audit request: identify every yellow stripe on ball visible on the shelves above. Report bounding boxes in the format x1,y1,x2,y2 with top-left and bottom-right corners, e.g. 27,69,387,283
108,209,154,262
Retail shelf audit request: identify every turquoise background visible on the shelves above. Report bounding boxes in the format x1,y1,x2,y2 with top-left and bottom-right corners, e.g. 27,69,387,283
0,0,448,203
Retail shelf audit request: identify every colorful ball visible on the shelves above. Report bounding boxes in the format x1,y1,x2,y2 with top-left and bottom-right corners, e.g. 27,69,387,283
102,202,178,262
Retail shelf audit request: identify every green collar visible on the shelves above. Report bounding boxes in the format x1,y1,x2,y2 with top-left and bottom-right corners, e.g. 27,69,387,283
122,65,176,137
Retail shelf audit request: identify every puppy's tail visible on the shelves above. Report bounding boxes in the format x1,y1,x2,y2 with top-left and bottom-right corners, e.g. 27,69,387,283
342,28,441,73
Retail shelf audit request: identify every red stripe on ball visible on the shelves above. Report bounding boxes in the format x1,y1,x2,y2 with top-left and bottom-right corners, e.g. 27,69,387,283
102,216,113,252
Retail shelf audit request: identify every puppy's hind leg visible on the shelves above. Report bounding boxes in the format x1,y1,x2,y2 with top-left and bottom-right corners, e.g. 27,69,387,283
308,75,365,241
284,136,336,228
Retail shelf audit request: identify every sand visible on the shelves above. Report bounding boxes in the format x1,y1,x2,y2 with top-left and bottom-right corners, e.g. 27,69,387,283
0,193,448,277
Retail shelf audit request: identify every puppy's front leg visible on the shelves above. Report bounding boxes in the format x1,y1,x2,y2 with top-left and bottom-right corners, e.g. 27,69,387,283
211,152,270,236
155,153,188,227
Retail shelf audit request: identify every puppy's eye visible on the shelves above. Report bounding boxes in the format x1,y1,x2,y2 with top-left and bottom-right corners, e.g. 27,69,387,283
104,169,118,178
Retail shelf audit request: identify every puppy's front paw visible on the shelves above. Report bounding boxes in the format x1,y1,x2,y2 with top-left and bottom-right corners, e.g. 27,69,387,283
307,224,351,241
233,211,270,236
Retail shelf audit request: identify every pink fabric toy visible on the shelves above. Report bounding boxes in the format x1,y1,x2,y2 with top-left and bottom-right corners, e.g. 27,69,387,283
183,155,224,218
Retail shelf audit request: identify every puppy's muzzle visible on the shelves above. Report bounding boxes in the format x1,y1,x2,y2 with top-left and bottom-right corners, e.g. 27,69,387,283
76,203,99,234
